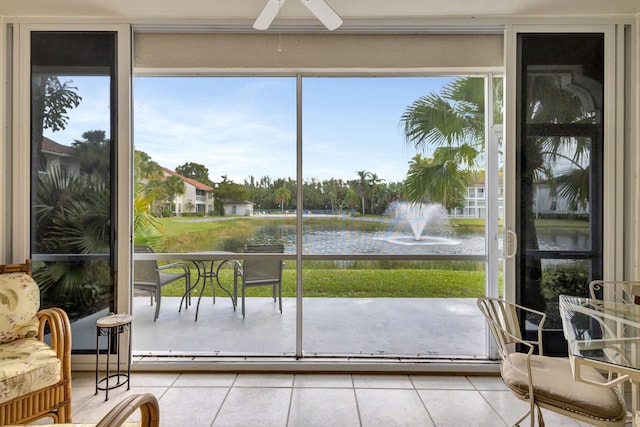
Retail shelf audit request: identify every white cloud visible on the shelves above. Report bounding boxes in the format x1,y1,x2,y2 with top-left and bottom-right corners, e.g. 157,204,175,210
47,75,453,185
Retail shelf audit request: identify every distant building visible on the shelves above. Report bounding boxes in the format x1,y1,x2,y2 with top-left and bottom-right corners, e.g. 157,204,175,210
40,136,79,175
450,184,583,219
161,167,214,216
223,200,255,216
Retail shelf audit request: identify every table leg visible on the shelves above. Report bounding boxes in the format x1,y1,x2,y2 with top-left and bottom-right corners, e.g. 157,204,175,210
194,260,237,320
127,322,132,391
195,270,207,321
179,262,201,313
633,381,639,427
95,328,99,396
216,260,237,310
105,327,111,401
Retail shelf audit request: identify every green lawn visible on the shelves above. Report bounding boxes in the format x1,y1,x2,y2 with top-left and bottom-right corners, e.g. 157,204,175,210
142,215,550,299
159,268,490,299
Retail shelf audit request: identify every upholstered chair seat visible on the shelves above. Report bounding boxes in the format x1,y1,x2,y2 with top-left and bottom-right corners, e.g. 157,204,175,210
502,353,626,423
0,338,62,403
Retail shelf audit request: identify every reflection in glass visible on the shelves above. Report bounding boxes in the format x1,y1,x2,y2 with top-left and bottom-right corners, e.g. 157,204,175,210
517,33,604,354
31,32,116,351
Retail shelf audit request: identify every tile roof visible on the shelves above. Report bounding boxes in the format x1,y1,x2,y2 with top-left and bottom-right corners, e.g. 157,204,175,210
161,167,214,191
41,136,74,156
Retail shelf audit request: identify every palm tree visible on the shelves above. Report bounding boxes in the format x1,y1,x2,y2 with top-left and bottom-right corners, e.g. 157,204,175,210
355,170,382,215
165,175,186,216
401,76,594,312
356,170,369,215
31,77,81,206
401,77,485,201
274,186,291,212
367,172,384,215
34,165,111,318
132,150,166,244
405,153,467,211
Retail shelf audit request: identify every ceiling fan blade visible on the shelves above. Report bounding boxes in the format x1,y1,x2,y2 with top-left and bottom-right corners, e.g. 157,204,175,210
301,0,343,31
253,0,287,30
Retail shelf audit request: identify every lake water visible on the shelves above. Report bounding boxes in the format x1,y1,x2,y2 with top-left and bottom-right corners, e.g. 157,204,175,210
246,220,587,255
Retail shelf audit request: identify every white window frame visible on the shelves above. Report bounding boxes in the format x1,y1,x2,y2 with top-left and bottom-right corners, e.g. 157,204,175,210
6,23,132,368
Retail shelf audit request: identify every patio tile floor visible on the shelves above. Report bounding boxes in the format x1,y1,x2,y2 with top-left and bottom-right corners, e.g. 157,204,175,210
56,297,606,426
58,371,596,427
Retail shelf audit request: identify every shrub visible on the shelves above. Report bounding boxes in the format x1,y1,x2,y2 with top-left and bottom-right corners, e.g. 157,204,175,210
540,264,590,299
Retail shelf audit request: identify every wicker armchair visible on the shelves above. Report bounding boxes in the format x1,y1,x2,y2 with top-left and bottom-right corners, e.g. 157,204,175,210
5,393,159,427
0,259,72,424
95,393,159,427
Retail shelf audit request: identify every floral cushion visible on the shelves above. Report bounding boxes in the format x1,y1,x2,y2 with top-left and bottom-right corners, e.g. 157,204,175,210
0,337,61,403
0,273,40,344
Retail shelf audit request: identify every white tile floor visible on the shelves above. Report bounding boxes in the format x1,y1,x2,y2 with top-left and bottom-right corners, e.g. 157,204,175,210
60,371,600,427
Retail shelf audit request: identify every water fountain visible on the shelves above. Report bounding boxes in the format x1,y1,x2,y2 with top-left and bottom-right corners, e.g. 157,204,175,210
383,201,460,246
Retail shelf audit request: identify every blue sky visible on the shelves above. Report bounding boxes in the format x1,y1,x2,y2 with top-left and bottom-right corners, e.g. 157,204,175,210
44,75,456,184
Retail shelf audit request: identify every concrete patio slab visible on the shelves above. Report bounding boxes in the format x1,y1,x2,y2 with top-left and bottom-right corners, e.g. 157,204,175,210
131,296,487,359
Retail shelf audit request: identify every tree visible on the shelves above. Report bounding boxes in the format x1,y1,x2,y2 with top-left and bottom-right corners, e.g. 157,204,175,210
344,188,359,212
405,153,467,210
401,77,484,205
72,130,110,181
214,176,250,216
274,186,291,212
164,175,186,216
34,165,111,318
135,150,162,181
31,76,82,209
175,162,213,186
401,75,593,312
133,150,165,243
367,172,384,215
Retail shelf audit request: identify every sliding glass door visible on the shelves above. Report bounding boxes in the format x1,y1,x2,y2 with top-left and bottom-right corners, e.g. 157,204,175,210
130,74,502,358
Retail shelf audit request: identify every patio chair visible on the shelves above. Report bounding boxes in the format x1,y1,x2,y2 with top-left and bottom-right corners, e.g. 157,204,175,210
134,245,191,321
589,280,640,304
234,244,284,318
477,297,626,427
0,259,72,424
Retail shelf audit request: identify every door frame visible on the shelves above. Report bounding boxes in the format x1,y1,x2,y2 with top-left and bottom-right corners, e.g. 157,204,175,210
9,23,132,367
504,24,626,304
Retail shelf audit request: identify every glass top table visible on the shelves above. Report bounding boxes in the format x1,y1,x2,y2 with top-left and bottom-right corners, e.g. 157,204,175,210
559,294,640,424
560,295,640,369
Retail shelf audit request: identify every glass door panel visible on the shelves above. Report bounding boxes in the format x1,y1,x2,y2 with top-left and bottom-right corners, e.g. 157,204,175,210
301,76,489,358
31,32,117,352
516,33,604,355
132,76,297,355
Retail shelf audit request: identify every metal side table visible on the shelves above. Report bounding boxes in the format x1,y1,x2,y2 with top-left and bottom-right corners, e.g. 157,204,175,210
95,313,132,401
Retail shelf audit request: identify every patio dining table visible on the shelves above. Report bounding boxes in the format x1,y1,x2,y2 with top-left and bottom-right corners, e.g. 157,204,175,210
190,251,237,321
559,294,640,425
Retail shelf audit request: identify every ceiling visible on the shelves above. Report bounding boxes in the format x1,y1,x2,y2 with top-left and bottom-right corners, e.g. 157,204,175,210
0,0,638,30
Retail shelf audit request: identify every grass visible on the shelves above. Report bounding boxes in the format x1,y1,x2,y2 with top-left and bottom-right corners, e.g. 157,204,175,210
141,215,547,299
159,268,490,299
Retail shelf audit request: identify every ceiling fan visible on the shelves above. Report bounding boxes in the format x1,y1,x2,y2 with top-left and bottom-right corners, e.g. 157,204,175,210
253,0,343,31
